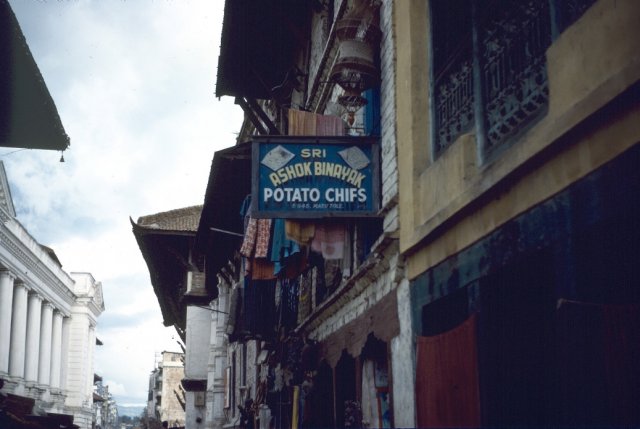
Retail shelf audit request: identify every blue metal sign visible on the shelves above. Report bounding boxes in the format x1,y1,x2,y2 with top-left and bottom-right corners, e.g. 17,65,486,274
251,136,380,218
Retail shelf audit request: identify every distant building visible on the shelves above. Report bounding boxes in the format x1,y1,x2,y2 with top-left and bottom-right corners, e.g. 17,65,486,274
94,378,119,429
0,162,105,429
146,352,185,429
132,206,208,429
1,1,104,428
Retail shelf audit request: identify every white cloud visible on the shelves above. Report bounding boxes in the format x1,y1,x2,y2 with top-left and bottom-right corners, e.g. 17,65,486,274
5,0,242,405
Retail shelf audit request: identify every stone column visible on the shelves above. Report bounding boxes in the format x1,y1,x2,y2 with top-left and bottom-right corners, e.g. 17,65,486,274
0,270,16,374
60,316,70,390
50,310,64,389
38,302,54,386
208,279,229,428
86,325,96,399
25,293,43,383
9,281,29,378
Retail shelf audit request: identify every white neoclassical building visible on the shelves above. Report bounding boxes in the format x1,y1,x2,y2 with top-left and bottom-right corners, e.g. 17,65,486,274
0,161,105,429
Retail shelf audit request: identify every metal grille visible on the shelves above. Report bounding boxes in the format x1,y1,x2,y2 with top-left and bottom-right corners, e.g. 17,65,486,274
434,52,475,154
481,1,551,149
431,0,474,154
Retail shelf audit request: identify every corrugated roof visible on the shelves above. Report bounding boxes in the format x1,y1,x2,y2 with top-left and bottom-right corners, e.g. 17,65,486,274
136,205,202,233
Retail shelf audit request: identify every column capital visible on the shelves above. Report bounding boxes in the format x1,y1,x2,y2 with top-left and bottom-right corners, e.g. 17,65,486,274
28,292,44,302
14,280,30,292
42,301,55,310
0,269,16,281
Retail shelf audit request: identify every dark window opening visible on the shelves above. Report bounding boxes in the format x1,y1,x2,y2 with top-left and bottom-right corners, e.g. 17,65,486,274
478,249,558,427
310,362,335,428
430,0,599,157
430,0,474,153
335,351,357,427
421,285,470,336
556,0,598,32
357,217,384,264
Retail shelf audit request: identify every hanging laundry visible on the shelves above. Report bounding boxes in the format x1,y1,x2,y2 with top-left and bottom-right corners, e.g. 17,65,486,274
288,109,345,136
288,109,317,135
311,220,346,260
285,219,315,245
239,194,252,230
240,218,258,257
297,270,312,324
240,217,272,260
316,112,345,136
255,218,272,258
279,278,299,331
248,257,276,281
271,218,303,276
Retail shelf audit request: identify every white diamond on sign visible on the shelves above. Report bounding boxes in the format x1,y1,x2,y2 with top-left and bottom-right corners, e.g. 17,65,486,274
338,146,370,170
261,145,295,171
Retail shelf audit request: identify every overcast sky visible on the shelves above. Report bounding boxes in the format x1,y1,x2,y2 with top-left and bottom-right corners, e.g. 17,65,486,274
5,0,243,406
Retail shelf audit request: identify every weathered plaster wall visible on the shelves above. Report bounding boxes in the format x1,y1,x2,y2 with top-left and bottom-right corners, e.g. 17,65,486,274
390,277,415,428
379,0,399,233
308,0,402,340
185,391,206,429
186,305,212,380
395,0,640,279
160,353,186,426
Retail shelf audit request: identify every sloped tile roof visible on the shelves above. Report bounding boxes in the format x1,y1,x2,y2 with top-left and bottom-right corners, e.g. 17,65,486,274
136,205,202,233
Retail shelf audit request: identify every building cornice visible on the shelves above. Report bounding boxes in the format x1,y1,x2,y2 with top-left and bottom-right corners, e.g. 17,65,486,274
0,224,75,313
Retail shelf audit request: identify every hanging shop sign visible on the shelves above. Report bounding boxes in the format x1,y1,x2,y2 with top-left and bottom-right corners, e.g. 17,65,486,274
251,136,380,218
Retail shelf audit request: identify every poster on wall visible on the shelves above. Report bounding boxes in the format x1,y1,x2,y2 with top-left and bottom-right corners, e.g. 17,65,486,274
251,136,380,218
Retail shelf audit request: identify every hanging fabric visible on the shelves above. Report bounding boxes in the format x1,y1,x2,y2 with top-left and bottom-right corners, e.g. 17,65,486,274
255,218,272,258
288,109,344,136
602,303,640,426
291,385,300,429
240,218,272,258
297,270,312,324
288,109,317,135
271,218,307,277
285,219,316,245
316,112,345,135
248,258,276,281
311,220,347,260
279,278,300,330
557,300,640,426
415,313,481,428
240,217,258,257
